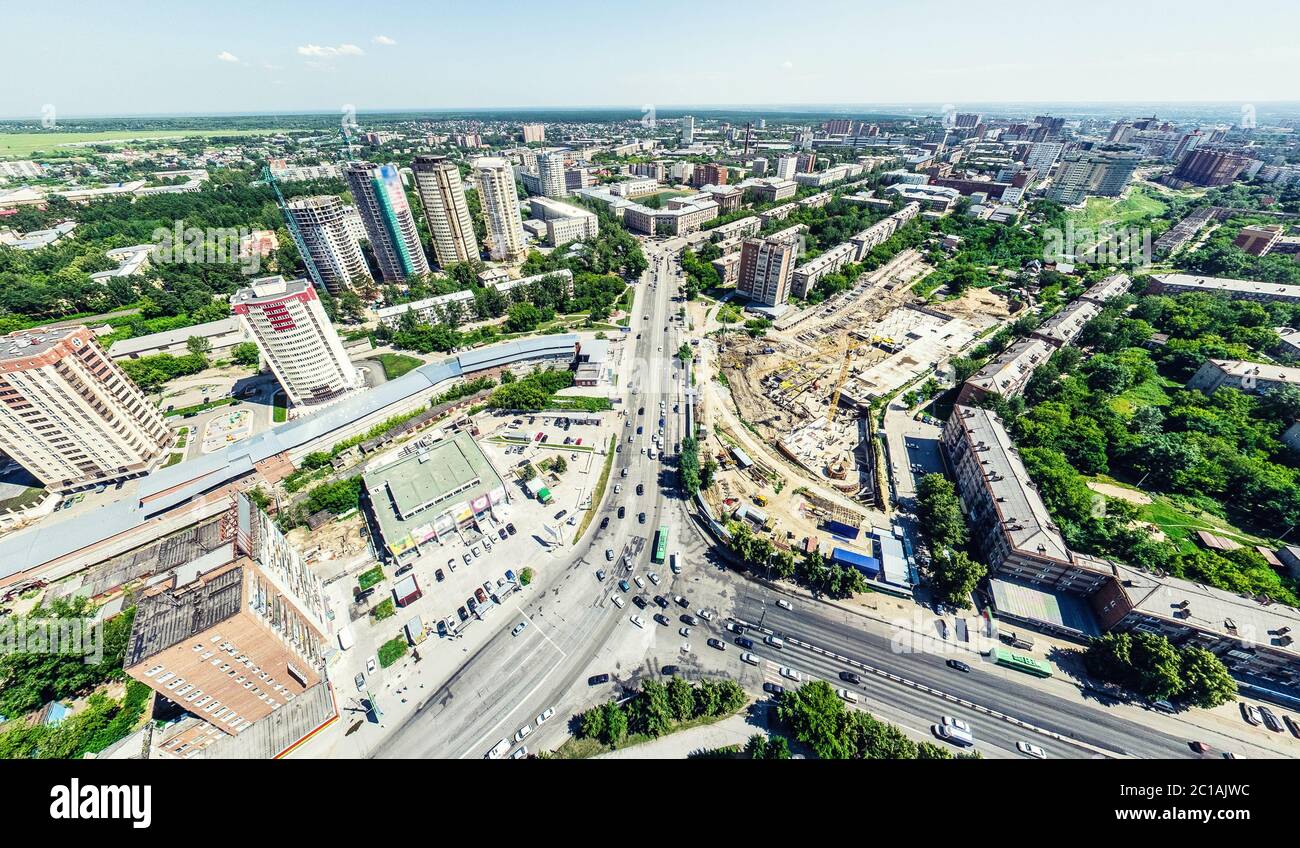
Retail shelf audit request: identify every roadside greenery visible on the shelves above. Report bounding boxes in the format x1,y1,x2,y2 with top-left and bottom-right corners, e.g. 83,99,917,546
725,521,868,598
1083,632,1237,708
377,636,407,667
571,676,747,751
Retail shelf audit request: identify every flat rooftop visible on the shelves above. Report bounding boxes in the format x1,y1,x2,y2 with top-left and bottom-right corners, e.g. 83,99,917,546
1151,273,1300,300
989,576,1101,636
126,565,244,668
0,325,83,362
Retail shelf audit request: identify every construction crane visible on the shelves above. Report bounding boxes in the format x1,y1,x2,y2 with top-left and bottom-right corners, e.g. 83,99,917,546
263,164,325,290
827,337,869,423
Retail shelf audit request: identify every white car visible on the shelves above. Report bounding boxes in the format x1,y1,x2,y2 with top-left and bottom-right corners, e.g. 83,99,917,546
779,666,801,682
471,546,480,558
697,608,714,621
630,615,646,628
776,599,792,611
536,707,555,725
648,572,660,584
1016,741,1047,759
614,484,622,494
680,642,692,654
606,548,614,560
941,716,972,734
634,575,645,589
515,723,533,742
679,626,691,637
612,595,626,609
740,652,760,666
836,688,859,703
510,746,528,759
447,557,457,572
366,656,376,674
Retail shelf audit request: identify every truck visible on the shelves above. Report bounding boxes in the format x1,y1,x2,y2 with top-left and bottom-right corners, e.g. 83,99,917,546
1000,630,1035,650
336,626,355,652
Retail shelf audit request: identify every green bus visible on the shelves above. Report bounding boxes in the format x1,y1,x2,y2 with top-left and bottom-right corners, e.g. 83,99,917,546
987,646,1053,678
652,526,669,564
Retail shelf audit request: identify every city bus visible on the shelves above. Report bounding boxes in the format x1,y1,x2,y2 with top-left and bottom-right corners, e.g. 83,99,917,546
652,526,669,564
986,646,1053,678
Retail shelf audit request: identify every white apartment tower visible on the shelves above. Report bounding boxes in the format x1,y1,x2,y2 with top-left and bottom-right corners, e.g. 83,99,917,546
0,326,170,491
344,162,431,282
775,156,799,181
681,115,695,145
474,157,528,263
282,195,372,295
232,276,360,410
537,151,568,198
412,155,480,267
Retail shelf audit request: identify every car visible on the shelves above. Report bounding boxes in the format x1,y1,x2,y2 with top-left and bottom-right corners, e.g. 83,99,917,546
606,548,615,561
776,599,792,611
474,588,487,604
638,406,645,415
633,595,648,609
437,619,448,637
457,606,469,622
615,482,622,494
637,512,646,524
1241,702,1262,726
736,636,755,649
661,665,680,676
600,516,610,530
588,674,610,686
534,432,543,442
727,622,745,635
366,656,377,674
946,659,971,673
740,651,760,665
613,595,626,609
654,595,669,609
1284,714,1300,739
653,613,670,626
763,682,785,696
354,672,366,690
940,716,971,733
515,724,533,742
510,746,528,759
681,614,699,627
512,621,528,636
674,595,689,608
1259,706,1285,733
634,575,645,589
1016,741,1047,759
1222,751,1238,759
354,586,376,602
498,528,508,540
628,435,635,443
618,578,631,592
839,671,862,685
630,615,645,628
482,539,492,552
435,568,445,582
636,426,643,435
1189,740,1214,754
779,666,801,682
636,483,644,496
707,638,725,651
395,563,414,577
617,506,626,519
467,597,479,612
933,723,975,747
658,418,665,427
595,569,606,581
536,707,555,725
506,523,517,536
553,509,568,521
505,569,516,583
471,546,481,558
836,688,859,703
680,642,692,654
463,553,472,566
697,608,714,621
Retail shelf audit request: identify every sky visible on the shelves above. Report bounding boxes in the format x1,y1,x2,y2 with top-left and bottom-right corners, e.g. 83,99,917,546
6,0,1300,118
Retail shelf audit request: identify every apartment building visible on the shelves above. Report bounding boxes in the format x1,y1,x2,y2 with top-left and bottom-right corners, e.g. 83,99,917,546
232,276,360,410
375,289,476,330
1186,359,1300,395
1234,224,1285,256
1047,150,1140,204
537,150,568,198
521,123,545,143
1167,147,1251,188
1147,273,1300,304
0,326,171,492
775,156,798,180
957,337,1056,404
474,157,528,263
411,155,480,268
344,162,430,282
791,242,856,299
527,196,599,246
282,195,372,294
737,230,799,308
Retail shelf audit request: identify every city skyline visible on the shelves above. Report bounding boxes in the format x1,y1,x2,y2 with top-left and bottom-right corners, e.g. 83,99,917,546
6,0,1300,118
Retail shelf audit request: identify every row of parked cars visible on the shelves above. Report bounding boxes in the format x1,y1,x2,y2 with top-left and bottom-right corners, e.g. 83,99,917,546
1241,700,1300,737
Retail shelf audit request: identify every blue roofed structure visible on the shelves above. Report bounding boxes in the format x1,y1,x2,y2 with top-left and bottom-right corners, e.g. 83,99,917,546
831,546,881,577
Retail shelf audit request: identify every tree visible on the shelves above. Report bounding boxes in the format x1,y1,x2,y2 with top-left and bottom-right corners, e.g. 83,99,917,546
925,549,986,609
505,301,545,333
600,700,627,745
580,705,606,739
667,676,694,723
744,734,769,759
185,335,212,357
915,474,968,550
1178,646,1238,708
232,341,261,368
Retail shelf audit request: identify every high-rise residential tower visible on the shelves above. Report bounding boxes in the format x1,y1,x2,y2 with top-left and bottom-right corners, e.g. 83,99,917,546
281,195,372,295
232,276,360,410
411,155,480,268
0,325,171,491
474,157,528,264
681,115,695,145
344,162,430,282
737,232,799,308
537,151,568,198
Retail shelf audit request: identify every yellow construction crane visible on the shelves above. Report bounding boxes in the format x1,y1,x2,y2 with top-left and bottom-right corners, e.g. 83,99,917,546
827,336,869,423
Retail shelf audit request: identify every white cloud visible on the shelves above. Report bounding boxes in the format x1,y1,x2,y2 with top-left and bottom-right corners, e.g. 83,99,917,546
297,43,365,58
372,35,397,46
216,51,240,63
781,60,794,70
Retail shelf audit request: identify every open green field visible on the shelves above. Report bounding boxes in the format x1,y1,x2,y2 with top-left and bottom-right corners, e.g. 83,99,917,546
1066,186,1168,231
0,129,284,160
376,352,423,380
1109,372,1179,416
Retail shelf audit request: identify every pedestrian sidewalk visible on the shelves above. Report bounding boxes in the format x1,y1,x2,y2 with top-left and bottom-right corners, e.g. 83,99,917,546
595,712,768,759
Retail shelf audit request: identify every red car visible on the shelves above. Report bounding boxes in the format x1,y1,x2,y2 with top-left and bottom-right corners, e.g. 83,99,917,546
534,432,543,442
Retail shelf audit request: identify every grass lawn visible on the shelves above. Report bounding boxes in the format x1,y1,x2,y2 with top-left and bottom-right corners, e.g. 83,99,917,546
1066,186,1168,231
1109,373,1178,416
1139,495,1267,551
166,397,235,418
163,453,184,467
272,392,288,423
0,128,283,160
377,352,423,380
574,435,617,541
0,485,47,511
